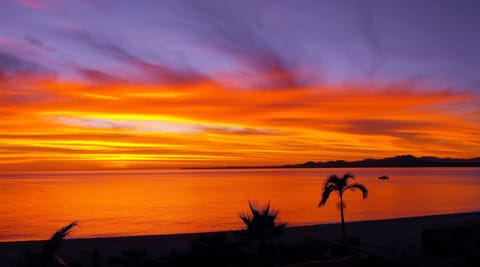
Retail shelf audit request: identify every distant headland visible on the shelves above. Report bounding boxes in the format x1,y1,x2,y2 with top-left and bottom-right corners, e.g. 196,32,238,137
184,155,480,169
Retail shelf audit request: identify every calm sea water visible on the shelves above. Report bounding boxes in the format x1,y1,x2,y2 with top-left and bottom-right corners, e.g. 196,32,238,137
1,167,479,242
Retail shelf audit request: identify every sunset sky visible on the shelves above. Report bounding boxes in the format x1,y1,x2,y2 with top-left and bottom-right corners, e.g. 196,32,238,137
1,0,479,171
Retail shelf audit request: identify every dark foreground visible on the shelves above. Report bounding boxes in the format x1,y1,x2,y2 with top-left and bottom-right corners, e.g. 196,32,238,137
1,212,479,267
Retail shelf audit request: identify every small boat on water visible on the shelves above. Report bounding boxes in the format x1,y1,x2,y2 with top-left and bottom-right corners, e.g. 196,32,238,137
378,175,389,180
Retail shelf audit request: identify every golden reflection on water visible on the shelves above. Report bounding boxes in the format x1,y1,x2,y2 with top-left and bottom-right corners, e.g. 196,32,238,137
1,168,479,242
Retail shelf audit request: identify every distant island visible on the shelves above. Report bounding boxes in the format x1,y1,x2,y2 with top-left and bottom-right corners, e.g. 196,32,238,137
185,155,480,169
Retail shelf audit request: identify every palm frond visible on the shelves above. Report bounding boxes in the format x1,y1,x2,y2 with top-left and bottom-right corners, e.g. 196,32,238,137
39,221,77,267
52,221,77,241
342,172,355,183
325,174,341,187
240,214,253,227
324,173,355,193
319,184,336,206
262,201,271,216
248,201,260,217
346,183,368,199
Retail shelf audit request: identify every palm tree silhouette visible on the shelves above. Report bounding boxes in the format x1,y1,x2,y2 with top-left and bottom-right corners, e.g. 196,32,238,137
240,201,286,242
240,201,286,266
318,173,367,244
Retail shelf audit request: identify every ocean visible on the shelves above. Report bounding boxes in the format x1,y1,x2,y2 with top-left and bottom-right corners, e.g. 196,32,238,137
1,167,479,242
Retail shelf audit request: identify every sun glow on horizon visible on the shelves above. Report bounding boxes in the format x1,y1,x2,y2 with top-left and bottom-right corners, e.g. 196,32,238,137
1,74,479,172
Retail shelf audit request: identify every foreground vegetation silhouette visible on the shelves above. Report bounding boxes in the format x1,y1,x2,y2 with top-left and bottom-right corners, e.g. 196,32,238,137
20,221,77,267
318,172,368,244
240,201,286,242
240,201,287,266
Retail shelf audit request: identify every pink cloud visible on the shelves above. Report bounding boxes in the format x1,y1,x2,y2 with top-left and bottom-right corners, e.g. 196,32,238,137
14,0,45,10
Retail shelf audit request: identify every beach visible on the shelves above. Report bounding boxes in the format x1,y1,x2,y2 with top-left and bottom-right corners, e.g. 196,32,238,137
1,211,478,266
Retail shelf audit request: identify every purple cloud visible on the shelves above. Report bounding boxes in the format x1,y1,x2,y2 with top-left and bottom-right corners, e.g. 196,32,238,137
0,50,51,77
0,0,479,90
61,29,206,84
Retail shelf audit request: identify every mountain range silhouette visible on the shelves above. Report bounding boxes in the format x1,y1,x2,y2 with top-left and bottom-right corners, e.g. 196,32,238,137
185,155,480,169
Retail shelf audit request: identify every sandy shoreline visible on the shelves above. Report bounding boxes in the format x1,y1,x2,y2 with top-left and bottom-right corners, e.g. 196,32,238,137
1,211,479,266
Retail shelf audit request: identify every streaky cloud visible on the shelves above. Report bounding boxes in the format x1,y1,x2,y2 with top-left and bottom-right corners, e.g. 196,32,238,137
61,29,207,85
0,50,51,77
178,0,308,89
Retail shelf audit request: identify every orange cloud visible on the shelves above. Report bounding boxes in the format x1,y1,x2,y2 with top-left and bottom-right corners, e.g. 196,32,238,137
1,74,479,172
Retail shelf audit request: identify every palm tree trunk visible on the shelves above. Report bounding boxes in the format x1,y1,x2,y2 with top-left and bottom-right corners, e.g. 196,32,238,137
339,193,346,244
